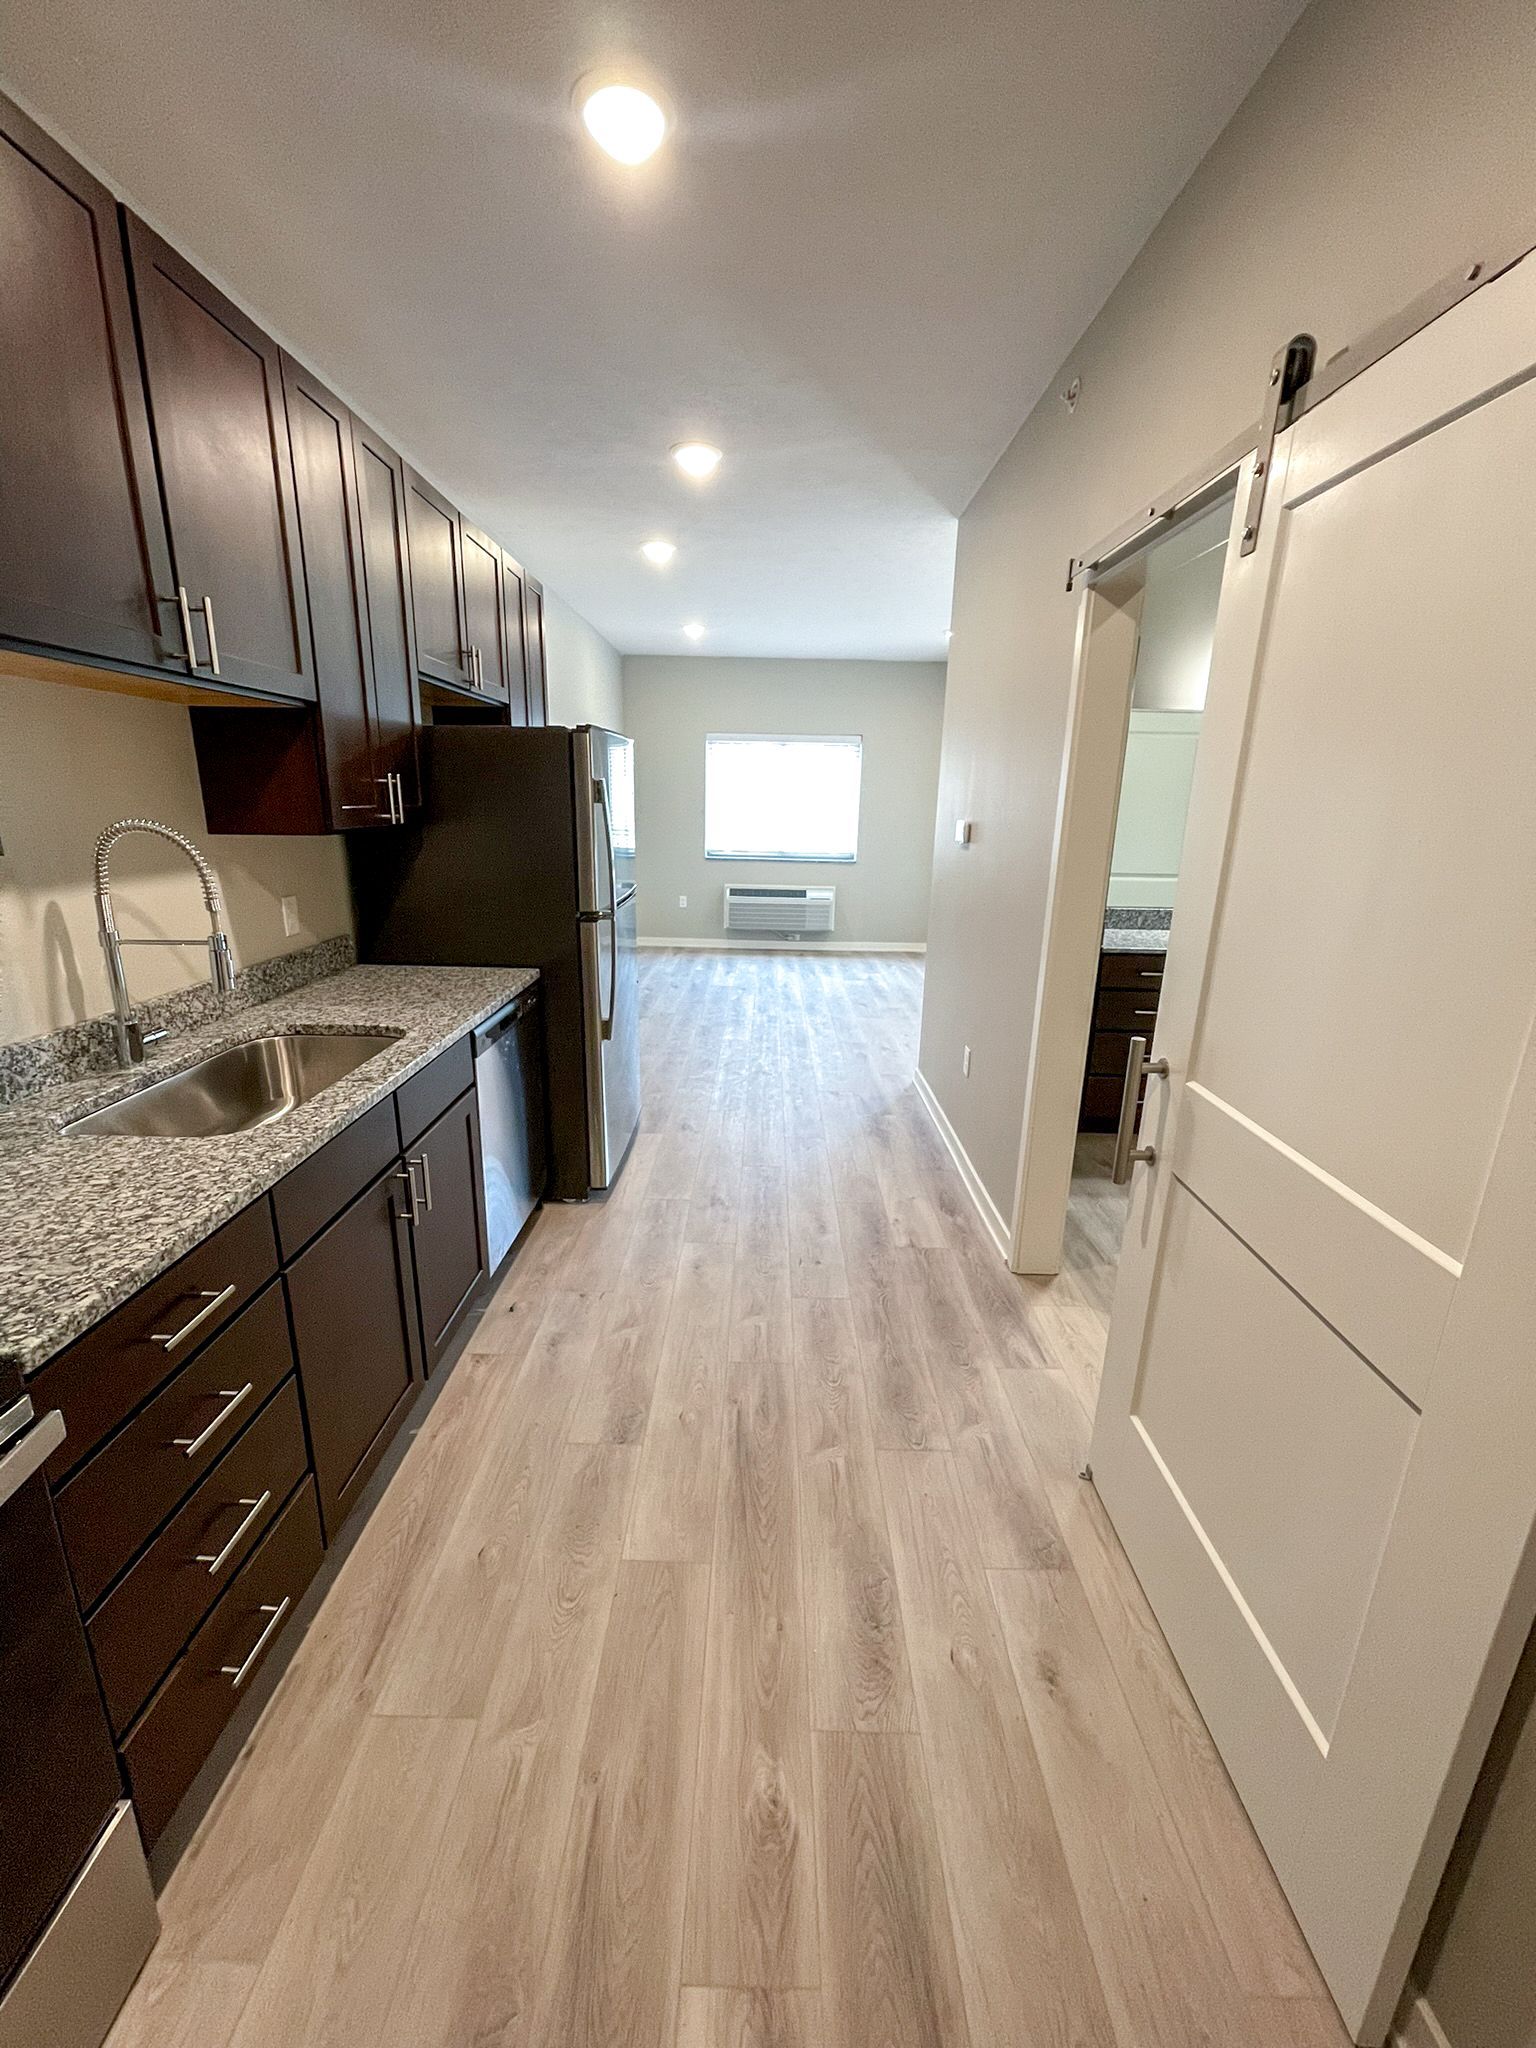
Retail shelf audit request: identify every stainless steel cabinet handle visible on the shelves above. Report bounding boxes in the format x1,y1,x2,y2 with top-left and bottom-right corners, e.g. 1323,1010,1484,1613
0,1407,65,1511
391,771,406,820
221,1597,291,1689
394,1164,420,1226
153,1283,237,1352
195,1491,271,1575
201,595,221,676
161,587,198,672
1112,1035,1170,1185
409,1152,433,1213
172,1382,252,1459
374,776,397,823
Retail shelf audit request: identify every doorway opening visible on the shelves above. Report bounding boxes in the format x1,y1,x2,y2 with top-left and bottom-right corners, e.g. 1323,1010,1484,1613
1010,486,1234,1278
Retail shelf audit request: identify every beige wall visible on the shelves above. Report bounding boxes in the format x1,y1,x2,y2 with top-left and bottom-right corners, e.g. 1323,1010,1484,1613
543,589,623,732
0,673,352,1044
919,0,1536,1218
623,657,944,947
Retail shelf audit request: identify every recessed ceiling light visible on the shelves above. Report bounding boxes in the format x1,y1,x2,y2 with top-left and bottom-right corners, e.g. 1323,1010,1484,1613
671,441,722,481
579,81,669,166
641,539,676,566
682,621,706,641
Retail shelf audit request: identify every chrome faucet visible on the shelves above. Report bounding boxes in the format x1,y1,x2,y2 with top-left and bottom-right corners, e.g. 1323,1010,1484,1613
94,819,237,1067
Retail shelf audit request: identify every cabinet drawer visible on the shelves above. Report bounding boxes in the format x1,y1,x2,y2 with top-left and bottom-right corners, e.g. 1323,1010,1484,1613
395,1036,473,1150
1087,1030,1141,1080
90,1376,309,1733
271,1095,398,1260
32,1198,279,1485
1093,987,1164,1033
1097,951,1166,988
122,1477,323,1846
55,1280,295,1612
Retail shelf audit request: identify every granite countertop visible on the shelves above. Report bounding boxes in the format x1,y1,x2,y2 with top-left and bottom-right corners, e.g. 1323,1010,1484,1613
1102,924,1170,954
0,964,537,1376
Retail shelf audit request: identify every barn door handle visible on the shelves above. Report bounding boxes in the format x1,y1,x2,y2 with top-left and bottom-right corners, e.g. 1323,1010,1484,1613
1112,1036,1169,1184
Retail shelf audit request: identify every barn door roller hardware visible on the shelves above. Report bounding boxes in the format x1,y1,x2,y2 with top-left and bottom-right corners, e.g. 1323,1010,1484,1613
1239,333,1316,555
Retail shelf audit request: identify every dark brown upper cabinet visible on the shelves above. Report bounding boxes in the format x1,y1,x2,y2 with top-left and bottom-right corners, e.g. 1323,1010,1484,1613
404,468,472,692
124,213,313,701
0,94,176,675
460,518,509,704
499,550,531,726
352,418,422,813
523,574,548,725
192,362,422,830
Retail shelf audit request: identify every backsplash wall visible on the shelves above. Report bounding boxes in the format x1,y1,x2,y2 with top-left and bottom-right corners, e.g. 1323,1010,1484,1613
0,673,354,1046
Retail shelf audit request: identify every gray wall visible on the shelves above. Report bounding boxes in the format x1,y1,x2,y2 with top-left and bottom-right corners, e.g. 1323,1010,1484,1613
623,657,944,946
543,588,623,732
917,0,1536,1218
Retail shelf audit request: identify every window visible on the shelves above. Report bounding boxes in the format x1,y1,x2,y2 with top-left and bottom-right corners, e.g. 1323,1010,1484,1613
704,733,862,861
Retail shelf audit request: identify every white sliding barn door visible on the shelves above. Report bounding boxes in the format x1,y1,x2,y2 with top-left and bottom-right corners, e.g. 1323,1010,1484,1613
1089,252,1536,2044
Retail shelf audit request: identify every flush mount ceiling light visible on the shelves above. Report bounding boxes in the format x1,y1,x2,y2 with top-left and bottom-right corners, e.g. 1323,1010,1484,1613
578,79,669,166
671,441,722,482
641,538,677,566
682,621,707,641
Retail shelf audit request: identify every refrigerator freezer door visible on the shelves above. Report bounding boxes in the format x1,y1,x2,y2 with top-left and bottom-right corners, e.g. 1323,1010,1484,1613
580,885,642,1189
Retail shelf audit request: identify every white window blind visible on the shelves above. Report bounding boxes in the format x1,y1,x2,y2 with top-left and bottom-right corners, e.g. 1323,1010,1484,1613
704,733,862,861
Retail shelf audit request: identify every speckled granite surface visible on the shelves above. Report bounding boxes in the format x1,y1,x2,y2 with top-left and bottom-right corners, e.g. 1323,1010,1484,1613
0,963,537,1376
1102,907,1172,954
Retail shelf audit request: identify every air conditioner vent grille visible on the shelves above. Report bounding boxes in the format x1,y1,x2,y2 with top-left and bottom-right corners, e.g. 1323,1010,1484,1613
723,885,836,934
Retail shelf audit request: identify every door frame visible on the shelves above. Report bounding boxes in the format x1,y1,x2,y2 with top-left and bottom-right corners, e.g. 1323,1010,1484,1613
1007,473,1240,1275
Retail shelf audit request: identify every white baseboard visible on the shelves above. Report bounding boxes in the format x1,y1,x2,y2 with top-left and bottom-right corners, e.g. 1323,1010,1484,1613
1392,1989,1453,2048
637,936,925,954
913,1067,1011,1258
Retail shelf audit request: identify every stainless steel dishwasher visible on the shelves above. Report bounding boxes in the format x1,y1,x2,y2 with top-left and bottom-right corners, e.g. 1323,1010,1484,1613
473,986,548,1272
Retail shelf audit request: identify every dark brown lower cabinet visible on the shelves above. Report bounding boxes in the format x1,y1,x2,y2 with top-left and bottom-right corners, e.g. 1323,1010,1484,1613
404,1089,489,1374
121,1478,324,1845
284,1164,424,1539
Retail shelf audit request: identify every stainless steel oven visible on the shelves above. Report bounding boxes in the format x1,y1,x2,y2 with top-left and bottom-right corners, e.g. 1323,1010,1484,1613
0,1387,158,2048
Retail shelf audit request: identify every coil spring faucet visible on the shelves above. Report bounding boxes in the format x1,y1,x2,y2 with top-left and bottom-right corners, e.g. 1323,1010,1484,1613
94,819,237,1068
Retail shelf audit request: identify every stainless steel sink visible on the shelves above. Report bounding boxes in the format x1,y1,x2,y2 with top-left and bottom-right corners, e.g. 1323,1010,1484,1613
62,1032,400,1138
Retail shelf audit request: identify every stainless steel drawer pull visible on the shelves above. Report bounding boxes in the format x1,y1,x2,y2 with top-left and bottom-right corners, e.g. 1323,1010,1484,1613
1112,1035,1170,1185
1139,969,1163,979
195,1491,272,1575
201,595,221,676
173,1382,253,1459
221,1596,291,1689
394,1164,420,1226
410,1152,434,1212
1134,1007,1158,1017
153,1283,238,1352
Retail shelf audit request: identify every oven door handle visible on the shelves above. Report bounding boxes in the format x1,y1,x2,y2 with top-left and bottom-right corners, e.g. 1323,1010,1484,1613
0,1405,66,1510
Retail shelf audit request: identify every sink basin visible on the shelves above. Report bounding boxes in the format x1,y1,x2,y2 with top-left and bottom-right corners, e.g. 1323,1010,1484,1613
63,1032,401,1138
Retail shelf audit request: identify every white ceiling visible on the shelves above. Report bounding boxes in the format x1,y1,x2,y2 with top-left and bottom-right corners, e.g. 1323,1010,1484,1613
3,0,1304,660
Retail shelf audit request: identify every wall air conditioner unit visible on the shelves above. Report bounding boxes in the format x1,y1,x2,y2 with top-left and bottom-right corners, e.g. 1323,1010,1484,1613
723,885,836,935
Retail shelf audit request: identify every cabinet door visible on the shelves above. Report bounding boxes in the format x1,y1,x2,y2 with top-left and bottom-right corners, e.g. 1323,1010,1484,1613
285,1166,422,1538
281,357,387,823
460,518,508,705
404,468,470,689
353,419,422,813
124,215,313,700
404,1089,489,1375
500,550,531,726
0,94,175,671
523,574,548,724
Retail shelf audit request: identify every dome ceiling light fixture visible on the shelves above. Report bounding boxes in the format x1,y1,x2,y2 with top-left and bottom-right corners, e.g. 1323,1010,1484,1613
671,440,723,482
641,538,677,566
577,78,670,166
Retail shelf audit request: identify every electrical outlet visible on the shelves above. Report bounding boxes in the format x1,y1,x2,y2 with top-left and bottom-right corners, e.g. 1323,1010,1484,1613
678,894,688,909
962,1044,972,1077
281,895,301,937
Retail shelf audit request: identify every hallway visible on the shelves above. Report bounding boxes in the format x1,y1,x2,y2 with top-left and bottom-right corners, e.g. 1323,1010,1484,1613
107,950,1348,2048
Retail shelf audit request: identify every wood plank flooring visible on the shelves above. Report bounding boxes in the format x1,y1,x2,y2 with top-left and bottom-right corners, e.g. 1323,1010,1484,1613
107,949,1348,2048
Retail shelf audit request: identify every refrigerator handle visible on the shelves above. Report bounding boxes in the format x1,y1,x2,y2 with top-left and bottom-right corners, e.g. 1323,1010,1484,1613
594,776,618,1039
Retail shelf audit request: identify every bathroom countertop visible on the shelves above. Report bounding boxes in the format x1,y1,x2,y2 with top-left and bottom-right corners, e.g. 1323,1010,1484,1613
0,964,537,1376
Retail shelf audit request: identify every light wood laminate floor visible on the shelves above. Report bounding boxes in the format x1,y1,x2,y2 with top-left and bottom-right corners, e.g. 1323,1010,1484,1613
107,950,1348,2048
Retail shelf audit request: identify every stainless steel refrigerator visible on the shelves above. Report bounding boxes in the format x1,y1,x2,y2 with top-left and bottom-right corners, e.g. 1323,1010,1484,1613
348,724,641,1200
